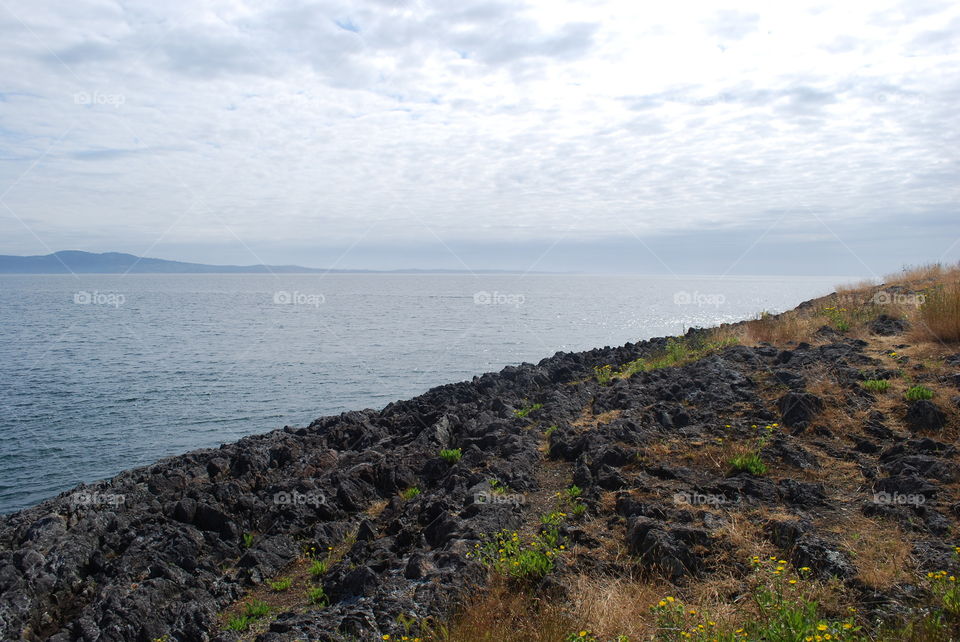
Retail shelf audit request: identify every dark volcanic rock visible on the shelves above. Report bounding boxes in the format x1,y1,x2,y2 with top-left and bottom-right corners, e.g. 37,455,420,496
777,392,825,427
0,312,956,641
625,517,711,580
904,400,948,432
790,534,855,580
773,370,806,389
869,314,910,336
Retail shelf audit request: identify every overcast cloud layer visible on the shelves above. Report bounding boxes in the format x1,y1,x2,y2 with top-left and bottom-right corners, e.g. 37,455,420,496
0,0,958,275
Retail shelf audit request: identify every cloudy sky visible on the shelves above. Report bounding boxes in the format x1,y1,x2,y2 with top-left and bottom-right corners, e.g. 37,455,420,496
0,0,957,275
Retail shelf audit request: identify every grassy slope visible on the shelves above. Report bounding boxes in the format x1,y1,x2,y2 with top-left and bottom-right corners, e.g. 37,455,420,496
434,263,960,642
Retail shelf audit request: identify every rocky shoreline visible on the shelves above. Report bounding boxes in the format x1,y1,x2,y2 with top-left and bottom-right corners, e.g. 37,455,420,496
1,292,958,641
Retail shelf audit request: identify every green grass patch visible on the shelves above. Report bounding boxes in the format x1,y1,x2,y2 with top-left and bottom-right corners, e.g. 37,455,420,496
439,448,462,464
306,586,328,606
399,486,421,500
862,379,891,393
244,600,270,619
267,577,291,592
905,385,934,401
729,452,767,476
469,527,563,581
594,336,739,385
309,559,328,578
224,615,253,632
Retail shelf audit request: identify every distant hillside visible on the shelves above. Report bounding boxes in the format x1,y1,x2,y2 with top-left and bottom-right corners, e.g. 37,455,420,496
0,251,521,274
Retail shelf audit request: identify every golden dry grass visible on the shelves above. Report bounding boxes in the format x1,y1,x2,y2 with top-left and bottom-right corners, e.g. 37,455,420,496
884,262,960,287
654,436,747,475
442,578,575,641
835,279,880,295
563,573,668,640
570,406,622,430
743,311,820,346
365,498,389,518
841,518,914,589
916,280,960,343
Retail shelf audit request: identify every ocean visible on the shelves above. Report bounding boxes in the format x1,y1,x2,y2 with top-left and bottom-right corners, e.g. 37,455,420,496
0,273,843,513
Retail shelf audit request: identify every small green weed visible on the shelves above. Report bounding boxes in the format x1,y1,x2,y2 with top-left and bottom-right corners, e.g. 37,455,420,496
469,528,563,580
244,600,270,618
307,586,328,606
224,615,252,632
905,385,934,401
514,402,543,418
862,379,891,393
310,559,328,577
268,577,292,592
729,452,767,476
439,448,462,464
400,486,421,500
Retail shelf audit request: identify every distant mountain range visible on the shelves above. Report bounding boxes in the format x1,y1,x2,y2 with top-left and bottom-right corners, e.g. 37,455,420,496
0,251,526,274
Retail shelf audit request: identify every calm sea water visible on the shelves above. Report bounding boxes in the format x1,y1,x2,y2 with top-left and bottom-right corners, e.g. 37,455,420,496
0,274,843,513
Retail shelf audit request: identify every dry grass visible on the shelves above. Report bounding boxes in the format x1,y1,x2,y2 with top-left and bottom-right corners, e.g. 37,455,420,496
884,262,960,287
708,323,747,345
734,262,960,349
662,436,745,475
743,311,819,345
442,578,575,641
570,406,622,429
443,562,859,642
711,511,780,564
840,518,914,589
444,573,743,641
564,573,668,640
916,280,960,343
365,499,389,518
836,279,880,295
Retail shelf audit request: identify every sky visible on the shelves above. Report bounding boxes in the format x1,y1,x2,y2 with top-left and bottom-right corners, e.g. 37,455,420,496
0,0,958,276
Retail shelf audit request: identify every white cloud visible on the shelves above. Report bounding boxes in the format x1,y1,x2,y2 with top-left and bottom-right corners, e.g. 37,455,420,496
0,0,957,270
